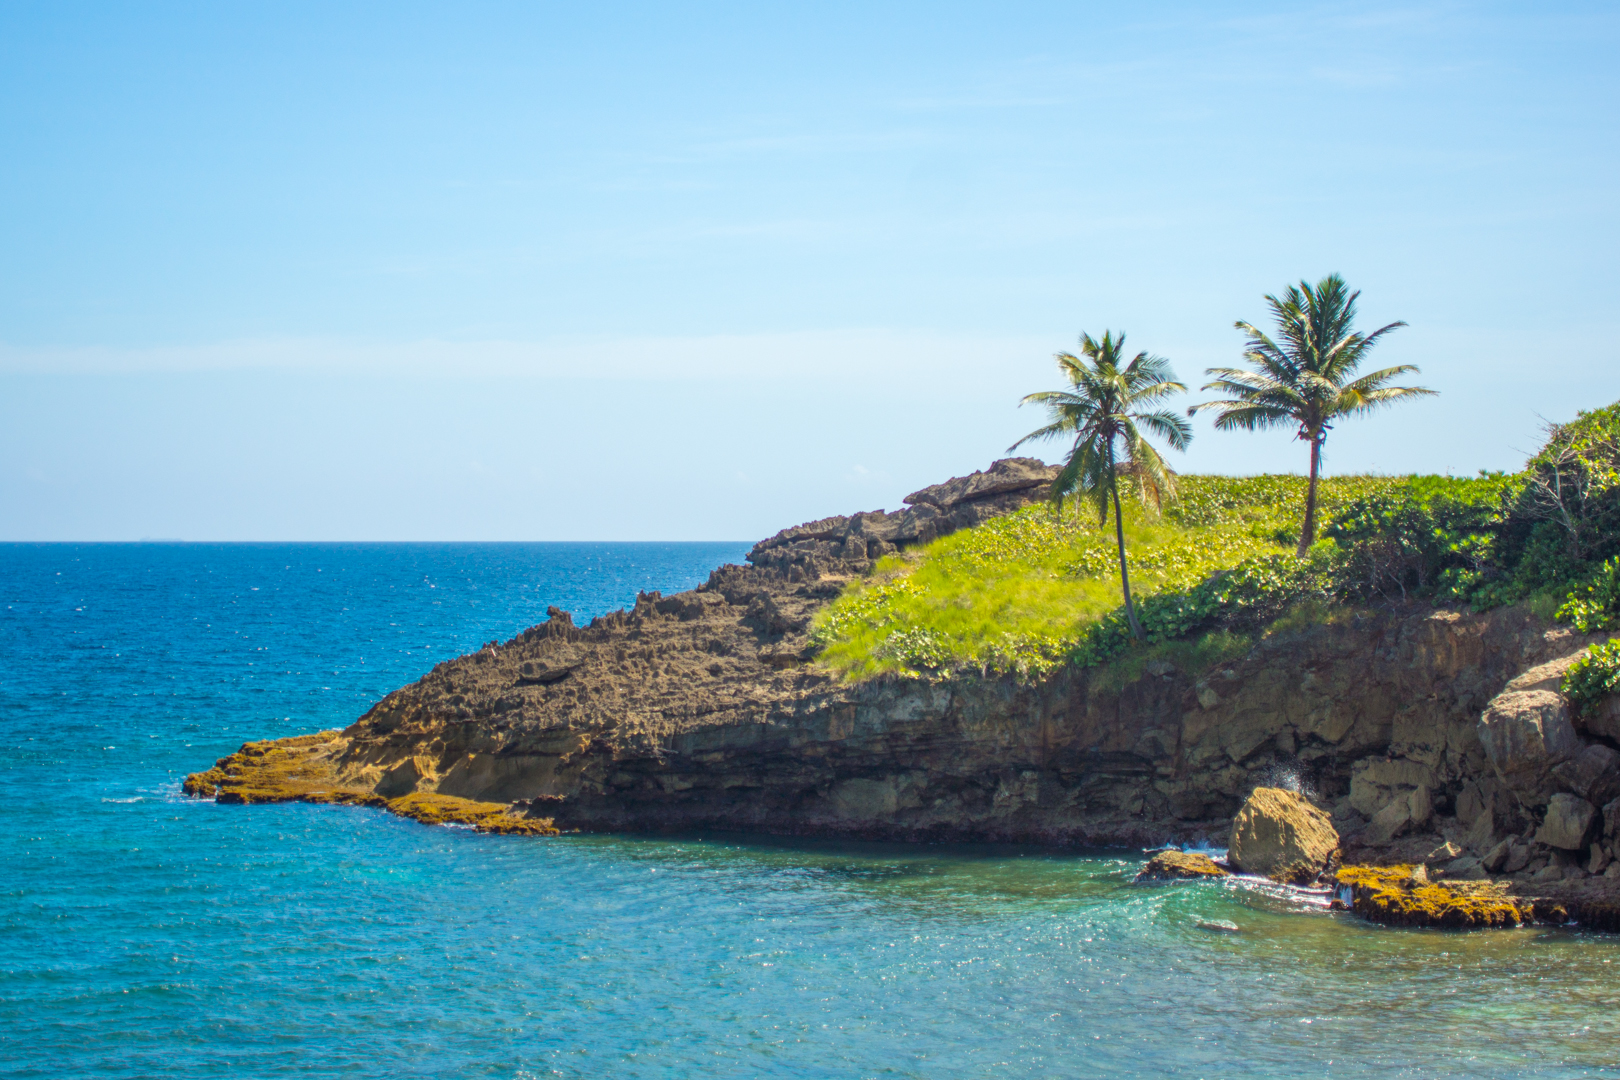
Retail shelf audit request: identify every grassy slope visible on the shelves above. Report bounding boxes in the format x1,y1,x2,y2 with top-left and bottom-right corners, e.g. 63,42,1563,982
813,474,1397,680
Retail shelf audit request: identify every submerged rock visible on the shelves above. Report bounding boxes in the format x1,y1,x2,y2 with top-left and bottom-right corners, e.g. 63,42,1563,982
1228,788,1340,884
1134,850,1229,882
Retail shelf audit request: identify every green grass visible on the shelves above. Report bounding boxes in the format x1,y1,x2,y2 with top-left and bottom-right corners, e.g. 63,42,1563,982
812,474,1399,681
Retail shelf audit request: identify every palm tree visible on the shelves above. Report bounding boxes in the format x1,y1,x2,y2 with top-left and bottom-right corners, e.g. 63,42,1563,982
1010,331,1191,639
1190,274,1435,555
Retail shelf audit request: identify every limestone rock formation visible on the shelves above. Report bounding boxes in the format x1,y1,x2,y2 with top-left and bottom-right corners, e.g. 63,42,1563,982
1228,787,1340,884
1134,850,1228,882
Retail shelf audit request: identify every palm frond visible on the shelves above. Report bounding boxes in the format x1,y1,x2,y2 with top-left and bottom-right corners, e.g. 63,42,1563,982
1208,404,1298,432
1130,408,1192,451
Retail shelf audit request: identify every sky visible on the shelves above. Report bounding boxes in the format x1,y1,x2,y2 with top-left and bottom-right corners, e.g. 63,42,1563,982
1,1,1616,540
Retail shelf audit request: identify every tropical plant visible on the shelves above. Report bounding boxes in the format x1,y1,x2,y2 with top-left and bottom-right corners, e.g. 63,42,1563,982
1562,638,1620,719
1009,331,1191,638
1190,273,1435,555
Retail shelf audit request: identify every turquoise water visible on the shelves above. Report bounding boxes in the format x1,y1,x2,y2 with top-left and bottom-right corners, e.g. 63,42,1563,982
3,543,1619,1079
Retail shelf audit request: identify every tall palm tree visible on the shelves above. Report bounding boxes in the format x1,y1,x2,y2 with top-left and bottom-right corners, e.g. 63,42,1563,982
1190,274,1435,555
1010,331,1191,640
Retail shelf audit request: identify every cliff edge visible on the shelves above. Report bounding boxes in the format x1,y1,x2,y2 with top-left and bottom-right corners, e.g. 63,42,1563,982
188,457,1620,908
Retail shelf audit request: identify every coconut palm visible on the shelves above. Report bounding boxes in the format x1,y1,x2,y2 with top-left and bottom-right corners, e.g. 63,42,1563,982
1190,274,1435,555
1010,331,1191,639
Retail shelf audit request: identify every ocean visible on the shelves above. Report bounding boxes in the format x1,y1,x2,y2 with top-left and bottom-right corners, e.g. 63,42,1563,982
2,542,1618,1079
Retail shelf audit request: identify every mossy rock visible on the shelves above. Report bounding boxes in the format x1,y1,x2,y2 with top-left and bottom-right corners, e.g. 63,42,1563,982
184,732,557,837
1335,865,1528,928
1135,850,1229,882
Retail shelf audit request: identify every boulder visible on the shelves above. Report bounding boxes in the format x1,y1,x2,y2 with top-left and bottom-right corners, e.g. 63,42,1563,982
1578,692,1620,743
1553,743,1620,806
1133,850,1229,882
1482,837,1514,873
1536,793,1598,851
1228,787,1340,884
1477,667,1583,805
1363,785,1433,845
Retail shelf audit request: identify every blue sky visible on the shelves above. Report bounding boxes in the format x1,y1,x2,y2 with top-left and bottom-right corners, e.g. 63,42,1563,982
2,2,1616,539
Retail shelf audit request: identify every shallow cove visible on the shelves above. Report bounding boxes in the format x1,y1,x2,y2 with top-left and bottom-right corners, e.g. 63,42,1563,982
4,542,1620,1078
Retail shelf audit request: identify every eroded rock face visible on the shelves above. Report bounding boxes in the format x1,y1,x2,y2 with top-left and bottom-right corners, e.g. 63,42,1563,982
1228,787,1340,883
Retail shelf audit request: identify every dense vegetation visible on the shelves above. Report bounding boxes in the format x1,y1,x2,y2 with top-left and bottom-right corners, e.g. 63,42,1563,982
813,401,1620,683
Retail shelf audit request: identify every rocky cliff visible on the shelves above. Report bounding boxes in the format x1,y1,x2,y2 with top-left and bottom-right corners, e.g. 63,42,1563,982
188,457,1620,896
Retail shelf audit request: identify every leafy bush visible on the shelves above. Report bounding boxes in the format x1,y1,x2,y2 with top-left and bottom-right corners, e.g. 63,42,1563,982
1558,557,1620,632
1322,474,1518,602
1519,403,1620,566
1562,639,1620,718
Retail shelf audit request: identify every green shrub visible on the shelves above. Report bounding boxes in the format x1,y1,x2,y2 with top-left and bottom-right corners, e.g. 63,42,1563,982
1562,639,1620,717
1322,474,1517,602
1558,557,1620,632
1519,402,1620,566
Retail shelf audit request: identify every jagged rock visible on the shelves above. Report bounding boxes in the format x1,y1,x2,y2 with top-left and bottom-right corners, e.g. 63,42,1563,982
1228,787,1340,883
1363,784,1434,845
1426,839,1462,862
1502,842,1533,873
1349,758,1435,818
903,457,1054,510
1477,657,1585,805
1553,743,1620,806
747,457,1057,575
1537,793,1598,851
1605,796,1620,839
1578,693,1620,743
1133,850,1229,882
1482,837,1514,873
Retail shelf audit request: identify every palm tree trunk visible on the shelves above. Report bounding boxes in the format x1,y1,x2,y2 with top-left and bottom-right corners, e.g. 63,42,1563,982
1109,452,1144,640
1297,432,1323,557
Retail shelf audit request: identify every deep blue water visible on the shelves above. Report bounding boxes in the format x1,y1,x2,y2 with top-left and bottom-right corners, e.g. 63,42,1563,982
3,542,1619,1079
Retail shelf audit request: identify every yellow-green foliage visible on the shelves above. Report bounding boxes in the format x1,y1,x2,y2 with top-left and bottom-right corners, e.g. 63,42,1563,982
1335,865,1526,928
813,474,1398,680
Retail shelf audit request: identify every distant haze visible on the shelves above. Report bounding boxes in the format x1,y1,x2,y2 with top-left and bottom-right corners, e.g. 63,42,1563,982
2,2,1615,540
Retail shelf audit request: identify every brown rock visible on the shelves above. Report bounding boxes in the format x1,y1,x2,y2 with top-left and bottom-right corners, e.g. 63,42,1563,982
1228,787,1340,883
1134,850,1229,882
1536,793,1598,851
1477,658,1586,805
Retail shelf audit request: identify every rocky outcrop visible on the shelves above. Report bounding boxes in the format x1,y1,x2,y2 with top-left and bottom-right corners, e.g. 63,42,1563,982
187,455,1620,915
1134,850,1228,881
1228,787,1339,883
746,457,1057,579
